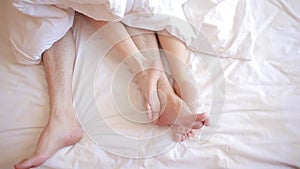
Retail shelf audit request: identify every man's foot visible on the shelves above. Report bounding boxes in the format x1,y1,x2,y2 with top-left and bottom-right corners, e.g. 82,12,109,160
14,107,83,169
155,74,209,142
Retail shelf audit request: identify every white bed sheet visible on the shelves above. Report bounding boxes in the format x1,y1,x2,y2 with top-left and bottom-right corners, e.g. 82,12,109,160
1,0,300,169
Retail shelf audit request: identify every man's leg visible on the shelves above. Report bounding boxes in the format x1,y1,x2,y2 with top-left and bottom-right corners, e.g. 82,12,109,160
85,16,206,141
15,30,82,169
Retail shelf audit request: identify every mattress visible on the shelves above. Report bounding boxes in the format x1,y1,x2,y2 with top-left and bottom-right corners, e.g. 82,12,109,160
1,0,300,169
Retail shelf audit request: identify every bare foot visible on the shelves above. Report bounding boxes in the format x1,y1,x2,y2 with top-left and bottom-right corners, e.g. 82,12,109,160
134,66,209,141
14,106,82,169
173,79,210,122
134,67,163,123
155,74,209,142
173,79,198,113
172,75,210,140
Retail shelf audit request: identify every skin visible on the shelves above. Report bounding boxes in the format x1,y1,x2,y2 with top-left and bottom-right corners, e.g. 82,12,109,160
127,27,210,141
86,16,209,141
15,30,83,169
14,16,209,169
157,30,207,117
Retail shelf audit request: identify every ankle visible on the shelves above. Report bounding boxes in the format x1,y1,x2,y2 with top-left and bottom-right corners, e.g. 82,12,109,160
125,53,147,74
158,76,173,92
50,105,76,118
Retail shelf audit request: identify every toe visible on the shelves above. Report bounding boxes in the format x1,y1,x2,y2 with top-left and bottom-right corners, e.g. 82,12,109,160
196,113,209,121
181,135,187,142
198,112,210,126
14,154,45,169
14,158,29,169
145,103,151,112
15,158,33,169
192,121,203,129
14,155,44,169
173,132,183,142
190,129,196,134
203,118,210,126
172,125,193,142
149,93,160,115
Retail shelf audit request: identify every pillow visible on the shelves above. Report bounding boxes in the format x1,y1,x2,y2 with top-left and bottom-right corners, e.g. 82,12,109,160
8,1,74,65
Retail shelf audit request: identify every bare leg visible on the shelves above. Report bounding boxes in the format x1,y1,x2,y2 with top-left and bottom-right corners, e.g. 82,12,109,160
86,17,161,122
126,27,209,141
15,30,83,169
156,75,209,141
157,31,195,111
85,17,207,141
157,30,209,140
125,27,164,122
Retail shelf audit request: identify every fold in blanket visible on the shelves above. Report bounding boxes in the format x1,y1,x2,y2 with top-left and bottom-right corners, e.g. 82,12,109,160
8,0,253,65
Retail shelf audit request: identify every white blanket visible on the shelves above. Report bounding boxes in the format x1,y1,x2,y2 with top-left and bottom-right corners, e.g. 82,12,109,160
1,0,300,168
8,0,253,65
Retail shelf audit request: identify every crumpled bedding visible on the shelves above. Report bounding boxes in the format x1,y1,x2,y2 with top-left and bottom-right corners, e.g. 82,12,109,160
8,0,253,65
1,0,300,169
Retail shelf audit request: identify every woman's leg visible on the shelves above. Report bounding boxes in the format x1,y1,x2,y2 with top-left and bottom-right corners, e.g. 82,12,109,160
157,31,195,109
15,30,82,169
126,27,209,141
157,30,209,139
85,17,161,122
86,16,208,141
124,27,164,122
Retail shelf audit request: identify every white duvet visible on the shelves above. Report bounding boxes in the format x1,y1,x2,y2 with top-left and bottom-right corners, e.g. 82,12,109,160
8,0,253,65
1,0,300,169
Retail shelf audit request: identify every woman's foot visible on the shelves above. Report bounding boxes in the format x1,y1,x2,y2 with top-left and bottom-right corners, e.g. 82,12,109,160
134,64,209,141
134,67,162,123
14,106,83,169
173,79,199,114
173,79,210,141
155,74,209,141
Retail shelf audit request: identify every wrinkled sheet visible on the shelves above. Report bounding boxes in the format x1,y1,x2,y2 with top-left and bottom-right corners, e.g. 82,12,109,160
1,0,300,169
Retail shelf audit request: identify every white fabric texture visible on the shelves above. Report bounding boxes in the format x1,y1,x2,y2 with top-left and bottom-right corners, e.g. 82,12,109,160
184,0,254,59
7,1,74,65
1,0,300,169
8,0,253,65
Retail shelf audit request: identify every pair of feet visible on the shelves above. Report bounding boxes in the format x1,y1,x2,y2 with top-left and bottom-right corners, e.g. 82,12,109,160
135,67,209,142
14,69,209,169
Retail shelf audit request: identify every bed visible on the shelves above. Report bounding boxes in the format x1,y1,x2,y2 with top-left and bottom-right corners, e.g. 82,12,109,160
1,0,300,168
